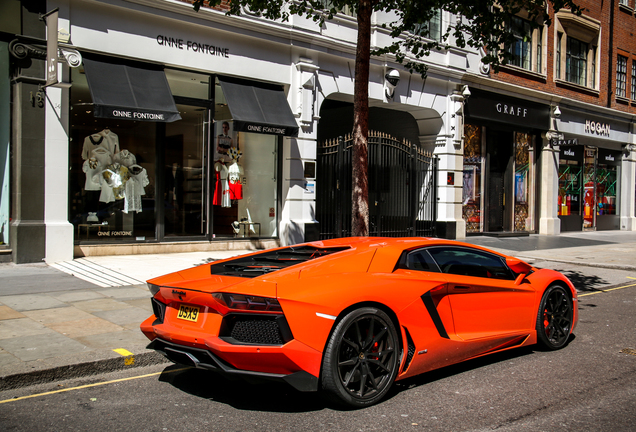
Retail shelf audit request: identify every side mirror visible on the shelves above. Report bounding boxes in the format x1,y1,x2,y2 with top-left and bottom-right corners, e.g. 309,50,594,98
506,257,533,285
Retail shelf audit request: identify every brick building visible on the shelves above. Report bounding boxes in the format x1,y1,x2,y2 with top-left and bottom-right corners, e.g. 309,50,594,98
460,0,636,236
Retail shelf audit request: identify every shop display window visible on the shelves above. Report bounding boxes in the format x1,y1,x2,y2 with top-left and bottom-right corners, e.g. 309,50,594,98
213,79,278,238
514,132,535,232
70,59,282,243
462,124,483,233
596,164,618,216
596,150,620,217
69,66,158,242
69,63,214,242
558,158,582,217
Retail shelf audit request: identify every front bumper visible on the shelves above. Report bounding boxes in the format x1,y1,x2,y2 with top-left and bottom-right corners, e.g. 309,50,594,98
147,338,319,392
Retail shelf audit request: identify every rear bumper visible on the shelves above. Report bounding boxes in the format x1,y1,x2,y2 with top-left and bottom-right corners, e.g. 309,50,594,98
147,338,319,392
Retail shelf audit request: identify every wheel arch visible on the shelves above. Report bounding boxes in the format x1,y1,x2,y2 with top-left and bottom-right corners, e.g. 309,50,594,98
317,301,403,383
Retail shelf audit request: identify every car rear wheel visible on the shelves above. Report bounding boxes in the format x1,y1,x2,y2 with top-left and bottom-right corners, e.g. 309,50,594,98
321,307,399,407
536,285,573,350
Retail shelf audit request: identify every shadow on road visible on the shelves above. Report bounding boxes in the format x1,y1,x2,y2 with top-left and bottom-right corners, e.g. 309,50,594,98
157,342,570,412
390,346,536,396
158,365,327,412
559,270,608,292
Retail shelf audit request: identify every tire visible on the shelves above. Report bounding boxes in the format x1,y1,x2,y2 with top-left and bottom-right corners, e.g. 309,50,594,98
321,307,399,408
536,284,573,350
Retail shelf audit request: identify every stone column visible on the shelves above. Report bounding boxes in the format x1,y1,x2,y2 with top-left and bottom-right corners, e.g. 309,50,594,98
9,1,48,262
11,78,47,263
434,90,466,240
44,80,74,263
538,135,561,235
620,143,636,231
279,57,319,245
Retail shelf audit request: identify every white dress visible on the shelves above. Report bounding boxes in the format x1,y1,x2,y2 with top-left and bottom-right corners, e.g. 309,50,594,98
215,162,231,208
123,165,149,213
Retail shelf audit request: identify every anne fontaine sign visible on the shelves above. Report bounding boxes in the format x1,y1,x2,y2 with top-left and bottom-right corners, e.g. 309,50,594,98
157,35,230,57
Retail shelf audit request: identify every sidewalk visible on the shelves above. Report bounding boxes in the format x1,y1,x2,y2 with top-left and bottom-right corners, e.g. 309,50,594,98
0,250,252,389
1,232,635,390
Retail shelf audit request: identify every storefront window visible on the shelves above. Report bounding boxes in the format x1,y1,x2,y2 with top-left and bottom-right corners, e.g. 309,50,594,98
70,61,213,243
70,66,158,242
596,149,620,217
514,132,535,231
462,124,483,233
70,59,287,244
558,150,582,218
213,79,279,238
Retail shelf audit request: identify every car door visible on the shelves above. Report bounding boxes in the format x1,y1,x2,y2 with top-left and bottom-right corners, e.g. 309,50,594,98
427,246,536,341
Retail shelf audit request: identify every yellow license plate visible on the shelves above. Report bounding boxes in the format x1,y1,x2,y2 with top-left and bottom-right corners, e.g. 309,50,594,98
177,304,200,322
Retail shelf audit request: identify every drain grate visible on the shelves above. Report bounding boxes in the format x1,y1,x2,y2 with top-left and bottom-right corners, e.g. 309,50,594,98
620,348,636,356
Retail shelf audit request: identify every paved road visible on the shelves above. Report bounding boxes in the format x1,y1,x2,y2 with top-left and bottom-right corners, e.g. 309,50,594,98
1,278,634,432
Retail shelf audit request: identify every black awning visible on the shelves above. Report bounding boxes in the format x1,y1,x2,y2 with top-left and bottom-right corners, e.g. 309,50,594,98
218,76,299,137
83,58,181,123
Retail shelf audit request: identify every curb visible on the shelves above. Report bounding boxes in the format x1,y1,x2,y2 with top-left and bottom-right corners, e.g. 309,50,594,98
517,255,636,271
0,350,170,391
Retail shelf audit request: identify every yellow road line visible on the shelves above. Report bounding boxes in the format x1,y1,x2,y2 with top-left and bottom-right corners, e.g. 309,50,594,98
627,277,636,280
113,348,133,357
0,367,189,405
579,282,636,297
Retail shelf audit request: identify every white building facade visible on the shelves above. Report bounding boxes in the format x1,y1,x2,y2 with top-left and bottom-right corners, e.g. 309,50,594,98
4,1,635,263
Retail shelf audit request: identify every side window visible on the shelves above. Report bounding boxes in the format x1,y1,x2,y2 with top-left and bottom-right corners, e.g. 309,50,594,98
428,247,514,280
405,249,440,272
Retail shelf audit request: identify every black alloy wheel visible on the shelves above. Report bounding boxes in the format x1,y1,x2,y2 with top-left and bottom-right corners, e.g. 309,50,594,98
536,284,573,350
321,307,399,407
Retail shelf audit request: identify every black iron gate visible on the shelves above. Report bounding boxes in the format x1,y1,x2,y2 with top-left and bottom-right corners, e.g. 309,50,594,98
317,132,437,239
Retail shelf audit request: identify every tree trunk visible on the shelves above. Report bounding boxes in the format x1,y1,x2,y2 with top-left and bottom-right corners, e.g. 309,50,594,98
352,1,372,237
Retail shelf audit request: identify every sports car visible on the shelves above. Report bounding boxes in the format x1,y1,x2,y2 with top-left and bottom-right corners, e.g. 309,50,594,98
140,237,577,407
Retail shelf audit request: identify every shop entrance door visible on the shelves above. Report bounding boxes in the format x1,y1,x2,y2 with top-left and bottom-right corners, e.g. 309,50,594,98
582,146,597,230
163,103,210,238
485,130,514,232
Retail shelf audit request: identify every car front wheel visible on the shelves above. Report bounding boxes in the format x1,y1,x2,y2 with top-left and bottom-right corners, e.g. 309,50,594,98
321,307,399,408
536,284,573,350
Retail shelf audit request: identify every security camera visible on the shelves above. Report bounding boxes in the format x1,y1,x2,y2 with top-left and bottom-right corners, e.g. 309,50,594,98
385,69,400,86
553,105,561,118
384,69,400,101
462,85,471,99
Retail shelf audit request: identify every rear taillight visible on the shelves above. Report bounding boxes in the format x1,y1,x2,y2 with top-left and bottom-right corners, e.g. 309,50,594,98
148,283,161,296
211,293,282,314
151,298,166,323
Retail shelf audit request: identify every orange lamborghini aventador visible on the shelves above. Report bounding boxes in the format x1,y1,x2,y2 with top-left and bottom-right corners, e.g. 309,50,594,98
141,237,577,407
